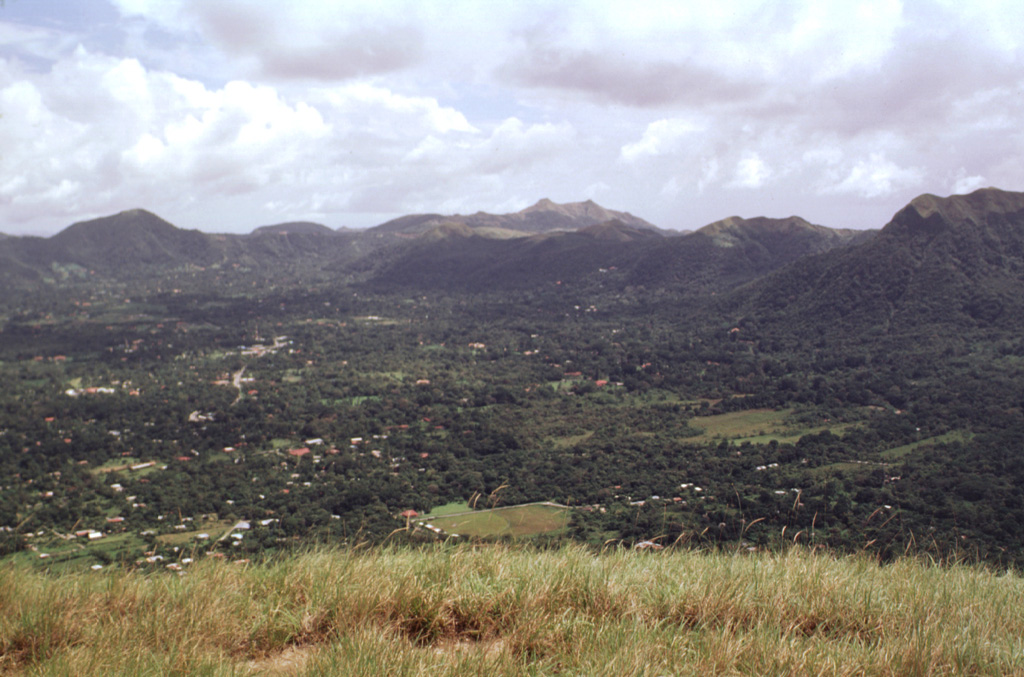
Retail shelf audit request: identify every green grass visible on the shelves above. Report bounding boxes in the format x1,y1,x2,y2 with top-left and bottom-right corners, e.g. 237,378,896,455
882,430,976,460
15,532,147,573
550,431,594,448
89,457,143,474
420,501,471,519
690,408,856,445
734,422,856,445
156,520,234,546
421,503,569,538
690,408,794,441
1,545,1022,675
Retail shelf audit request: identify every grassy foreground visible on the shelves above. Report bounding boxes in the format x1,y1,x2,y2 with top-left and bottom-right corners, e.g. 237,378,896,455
1,545,1023,676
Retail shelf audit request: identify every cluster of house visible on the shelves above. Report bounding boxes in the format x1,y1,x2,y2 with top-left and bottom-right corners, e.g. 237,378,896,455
64,379,141,397
64,386,117,397
138,552,194,572
238,335,291,357
220,518,279,545
288,434,404,466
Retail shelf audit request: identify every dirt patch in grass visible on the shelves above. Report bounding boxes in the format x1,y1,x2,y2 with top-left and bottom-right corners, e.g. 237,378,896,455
246,645,313,675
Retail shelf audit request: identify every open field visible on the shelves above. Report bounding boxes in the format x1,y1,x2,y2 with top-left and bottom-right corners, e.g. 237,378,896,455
420,503,569,538
882,430,976,460
418,501,470,519
550,431,594,448
156,519,235,547
689,408,856,444
89,457,144,474
11,531,146,573
2,545,1023,675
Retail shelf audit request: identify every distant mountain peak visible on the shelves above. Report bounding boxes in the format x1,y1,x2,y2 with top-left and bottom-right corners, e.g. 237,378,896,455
527,198,557,210
60,208,178,237
519,198,613,220
696,215,847,250
371,199,659,236
888,188,1024,239
250,221,335,237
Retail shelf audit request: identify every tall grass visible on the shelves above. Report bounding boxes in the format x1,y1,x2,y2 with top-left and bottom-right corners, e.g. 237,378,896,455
1,545,1022,675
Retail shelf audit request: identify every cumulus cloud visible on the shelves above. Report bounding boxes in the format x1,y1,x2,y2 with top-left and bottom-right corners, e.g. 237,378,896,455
351,116,578,214
620,118,704,163
317,83,477,136
500,0,903,106
2,0,1024,234
0,45,497,231
952,171,988,195
824,153,923,198
196,3,424,80
729,153,773,190
502,48,754,108
111,0,425,81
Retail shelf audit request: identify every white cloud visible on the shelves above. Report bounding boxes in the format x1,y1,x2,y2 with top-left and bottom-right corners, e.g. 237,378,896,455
620,118,704,163
318,83,477,135
952,171,987,195
825,153,923,198
782,0,903,81
2,0,1024,234
730,153,773,189
111,0,426,81
348,116,578,214
697,158,720,193
0,47,490,230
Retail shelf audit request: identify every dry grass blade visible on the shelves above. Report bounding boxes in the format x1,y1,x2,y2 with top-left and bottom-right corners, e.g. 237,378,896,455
0,544,1022,675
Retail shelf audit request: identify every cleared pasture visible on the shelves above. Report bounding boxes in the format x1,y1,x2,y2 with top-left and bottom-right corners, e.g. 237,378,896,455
420,503,569,538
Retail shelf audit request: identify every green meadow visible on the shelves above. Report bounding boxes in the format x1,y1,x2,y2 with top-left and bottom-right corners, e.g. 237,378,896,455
419,503,569,539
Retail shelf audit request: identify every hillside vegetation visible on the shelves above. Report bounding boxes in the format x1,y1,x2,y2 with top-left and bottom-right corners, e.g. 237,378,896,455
6,189,1024,573
2,545,1022,675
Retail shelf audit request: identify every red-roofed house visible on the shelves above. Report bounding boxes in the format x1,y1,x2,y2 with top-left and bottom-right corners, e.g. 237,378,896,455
289,447,311,457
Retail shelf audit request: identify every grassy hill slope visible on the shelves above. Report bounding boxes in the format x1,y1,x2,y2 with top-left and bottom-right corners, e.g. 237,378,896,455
3,545,1022,675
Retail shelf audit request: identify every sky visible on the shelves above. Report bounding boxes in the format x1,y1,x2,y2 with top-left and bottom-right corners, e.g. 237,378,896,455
0,0,1022,236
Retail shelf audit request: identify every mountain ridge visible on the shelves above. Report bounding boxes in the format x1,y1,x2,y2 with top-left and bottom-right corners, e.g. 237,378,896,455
733,187,1024,336
369,198,661,236
5,190,1023,300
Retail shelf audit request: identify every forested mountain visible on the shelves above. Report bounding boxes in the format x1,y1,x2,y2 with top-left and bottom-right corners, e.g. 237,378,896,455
250,221,338,236
4,189,1022,305
0,200,872,292
622,215,872,292
368,198,661,236
735,188,1024,336
363,214,870,293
